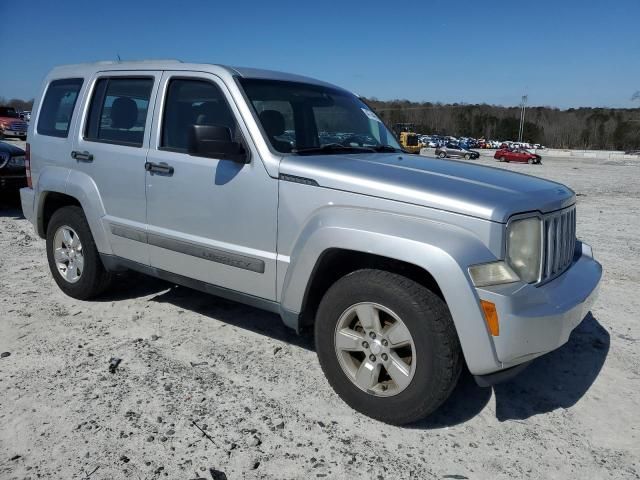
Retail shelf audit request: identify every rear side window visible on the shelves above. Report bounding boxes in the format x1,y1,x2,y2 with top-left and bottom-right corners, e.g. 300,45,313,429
37,78,83,138
85,77,153,147
161,78,237,152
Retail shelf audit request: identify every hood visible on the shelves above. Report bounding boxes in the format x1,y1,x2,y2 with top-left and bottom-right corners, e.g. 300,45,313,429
0,141,25,155
280,153,575,223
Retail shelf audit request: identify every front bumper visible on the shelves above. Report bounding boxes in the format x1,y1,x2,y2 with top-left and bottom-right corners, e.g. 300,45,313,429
476,241,602,370
1,129,27,138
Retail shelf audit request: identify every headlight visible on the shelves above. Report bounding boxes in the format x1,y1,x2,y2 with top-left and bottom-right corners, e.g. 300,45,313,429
8,155,25,168
0,152,10,169
506,217,542,283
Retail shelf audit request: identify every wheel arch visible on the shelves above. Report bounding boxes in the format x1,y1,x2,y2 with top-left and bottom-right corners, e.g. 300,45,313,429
296,248,444,330
35,167,112,254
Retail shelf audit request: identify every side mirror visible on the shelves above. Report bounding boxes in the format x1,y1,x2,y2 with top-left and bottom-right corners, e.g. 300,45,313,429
188,125,249,163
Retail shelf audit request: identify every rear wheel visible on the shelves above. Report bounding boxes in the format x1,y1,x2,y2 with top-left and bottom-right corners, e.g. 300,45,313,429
46,206,113,299
19,136,27,141
315,269,462,425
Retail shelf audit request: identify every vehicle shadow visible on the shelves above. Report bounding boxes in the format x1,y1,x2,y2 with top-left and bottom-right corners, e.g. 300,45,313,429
0,191,24,218
412,312,609,428
96,276,609,427
492,312,608,422
103,278,314,351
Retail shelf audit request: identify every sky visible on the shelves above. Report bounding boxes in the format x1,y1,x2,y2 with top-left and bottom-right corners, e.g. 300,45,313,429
1,0,639,109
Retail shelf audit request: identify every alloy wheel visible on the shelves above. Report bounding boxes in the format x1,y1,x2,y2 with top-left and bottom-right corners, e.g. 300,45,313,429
334,302,417,397
53,225,84,283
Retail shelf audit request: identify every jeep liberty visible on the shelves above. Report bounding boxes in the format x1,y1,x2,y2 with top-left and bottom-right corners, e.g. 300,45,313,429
20,61,602,424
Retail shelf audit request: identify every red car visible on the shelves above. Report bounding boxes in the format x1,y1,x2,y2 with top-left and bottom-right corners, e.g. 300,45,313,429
494,148,542,164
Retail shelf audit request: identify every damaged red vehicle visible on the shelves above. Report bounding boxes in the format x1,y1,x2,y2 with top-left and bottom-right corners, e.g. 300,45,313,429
494,148,542,164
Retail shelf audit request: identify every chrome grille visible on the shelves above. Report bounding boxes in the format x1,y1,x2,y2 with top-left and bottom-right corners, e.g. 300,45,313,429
10,121,28,132
542,205,576,283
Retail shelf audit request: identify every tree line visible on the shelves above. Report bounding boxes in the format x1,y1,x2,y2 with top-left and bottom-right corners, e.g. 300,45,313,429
3,94,639,150
363,98,640,151
0,97,34,113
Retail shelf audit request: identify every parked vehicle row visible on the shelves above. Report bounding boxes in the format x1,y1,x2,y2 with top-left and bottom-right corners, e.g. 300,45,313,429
417,135,545,151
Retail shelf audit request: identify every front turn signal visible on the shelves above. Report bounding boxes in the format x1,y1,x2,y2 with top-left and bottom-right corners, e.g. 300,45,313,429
480,300,500,336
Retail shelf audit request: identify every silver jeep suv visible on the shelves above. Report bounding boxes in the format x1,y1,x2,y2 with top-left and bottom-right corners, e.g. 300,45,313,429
20,61,601,425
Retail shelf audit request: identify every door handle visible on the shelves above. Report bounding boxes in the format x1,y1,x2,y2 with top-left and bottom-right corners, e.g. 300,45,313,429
145,161,174,175
71,150,94,162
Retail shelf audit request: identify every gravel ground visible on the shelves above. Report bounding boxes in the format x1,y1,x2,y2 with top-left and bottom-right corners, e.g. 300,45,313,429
0,140,639,479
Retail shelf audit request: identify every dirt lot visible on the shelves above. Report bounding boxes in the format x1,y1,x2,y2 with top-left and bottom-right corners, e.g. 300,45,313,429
1,141,639,479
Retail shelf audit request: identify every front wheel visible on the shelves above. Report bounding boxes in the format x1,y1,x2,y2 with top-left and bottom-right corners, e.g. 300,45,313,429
464,153,471,160
315,269,462,425
46,206,113,299
438,152,446,158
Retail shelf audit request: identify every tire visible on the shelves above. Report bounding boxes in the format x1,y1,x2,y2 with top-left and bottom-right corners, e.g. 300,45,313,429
19,136,27,141
46,206,113,299
501,156,508,162
464,154,471,160
438,152,446,158
315,269,462,425
528,158,534,164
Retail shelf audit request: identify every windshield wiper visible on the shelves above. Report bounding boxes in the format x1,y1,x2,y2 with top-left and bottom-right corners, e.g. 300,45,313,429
293,143,375,155
371,144,400,153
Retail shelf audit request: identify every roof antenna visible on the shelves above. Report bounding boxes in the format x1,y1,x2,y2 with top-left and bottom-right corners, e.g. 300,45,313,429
116,54,121,62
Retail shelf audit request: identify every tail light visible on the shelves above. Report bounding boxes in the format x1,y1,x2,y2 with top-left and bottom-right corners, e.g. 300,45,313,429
25,142,32,188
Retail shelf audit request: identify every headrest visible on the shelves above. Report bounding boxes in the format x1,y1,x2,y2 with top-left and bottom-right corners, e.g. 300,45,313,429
259,109,285,137
111,97,138,130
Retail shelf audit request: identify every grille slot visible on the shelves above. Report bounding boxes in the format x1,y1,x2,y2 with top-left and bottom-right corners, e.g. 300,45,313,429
542,206,576,283
9,121,28,132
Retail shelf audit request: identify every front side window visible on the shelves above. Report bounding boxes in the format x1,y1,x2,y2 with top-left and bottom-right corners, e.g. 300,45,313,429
239,79,401,155
161,78,238,152
85,77,153,147
37,78,83,138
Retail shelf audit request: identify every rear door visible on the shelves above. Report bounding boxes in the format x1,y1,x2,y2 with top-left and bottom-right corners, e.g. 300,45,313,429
144,71,278,300
72,71,161,264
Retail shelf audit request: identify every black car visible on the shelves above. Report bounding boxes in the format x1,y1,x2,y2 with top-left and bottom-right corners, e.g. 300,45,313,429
0,141,27,191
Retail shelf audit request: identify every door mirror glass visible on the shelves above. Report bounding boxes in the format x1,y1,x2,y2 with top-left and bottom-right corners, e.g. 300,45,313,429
188,124,248,163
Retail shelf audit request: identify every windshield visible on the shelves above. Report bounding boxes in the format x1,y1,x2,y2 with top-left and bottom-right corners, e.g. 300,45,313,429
0,107,19,118
239,79,401,154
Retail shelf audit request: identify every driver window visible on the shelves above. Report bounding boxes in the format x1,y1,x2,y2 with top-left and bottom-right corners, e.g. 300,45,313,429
161,78,237,152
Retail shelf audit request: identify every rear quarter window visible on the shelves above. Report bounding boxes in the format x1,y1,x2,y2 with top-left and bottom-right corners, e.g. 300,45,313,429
37,78,83,138
84,77,153,147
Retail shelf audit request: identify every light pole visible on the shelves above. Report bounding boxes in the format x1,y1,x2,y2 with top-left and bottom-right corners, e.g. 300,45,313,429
518,94,528,143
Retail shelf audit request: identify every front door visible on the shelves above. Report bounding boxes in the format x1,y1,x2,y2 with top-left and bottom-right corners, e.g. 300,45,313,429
144,72,278,300
72,71,161,264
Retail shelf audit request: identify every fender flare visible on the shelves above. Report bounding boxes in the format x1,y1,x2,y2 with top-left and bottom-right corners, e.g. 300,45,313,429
35,166,112,254
280,207,503,374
